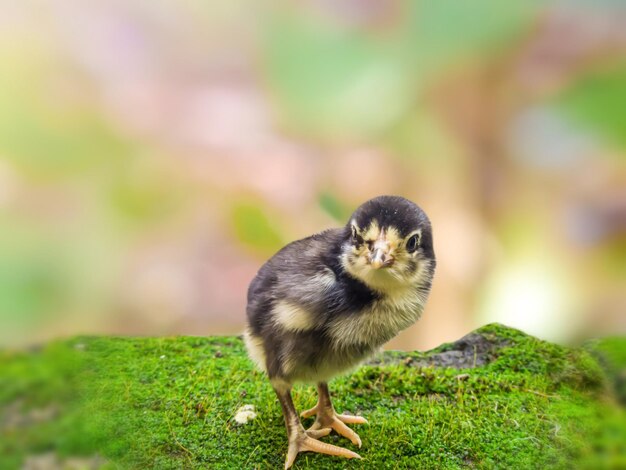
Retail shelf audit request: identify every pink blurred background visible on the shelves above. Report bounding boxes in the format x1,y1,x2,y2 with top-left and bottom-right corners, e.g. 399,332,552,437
0,1,624,350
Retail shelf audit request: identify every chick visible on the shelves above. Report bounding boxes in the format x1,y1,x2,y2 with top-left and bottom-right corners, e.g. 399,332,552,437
244,195,436,468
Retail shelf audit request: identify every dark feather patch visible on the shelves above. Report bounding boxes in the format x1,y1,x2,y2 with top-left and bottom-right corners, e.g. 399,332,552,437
351,195,432,239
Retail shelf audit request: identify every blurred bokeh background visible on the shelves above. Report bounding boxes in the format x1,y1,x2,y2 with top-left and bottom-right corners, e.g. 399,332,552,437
0,0,624,350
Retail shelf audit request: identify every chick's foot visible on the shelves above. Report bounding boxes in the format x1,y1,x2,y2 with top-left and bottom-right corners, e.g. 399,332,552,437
301,404,368,448
285,427,361,469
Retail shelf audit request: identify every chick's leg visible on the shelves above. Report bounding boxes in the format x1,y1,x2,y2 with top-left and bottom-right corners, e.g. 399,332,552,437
272,379,361,469
301,382,368,447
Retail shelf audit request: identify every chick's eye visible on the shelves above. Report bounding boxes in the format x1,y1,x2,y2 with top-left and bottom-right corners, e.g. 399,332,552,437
406,234,419,252
351,226,363,244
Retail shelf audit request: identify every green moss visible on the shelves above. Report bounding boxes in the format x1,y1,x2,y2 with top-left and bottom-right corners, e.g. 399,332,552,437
587,336,626,405
1,325,625,469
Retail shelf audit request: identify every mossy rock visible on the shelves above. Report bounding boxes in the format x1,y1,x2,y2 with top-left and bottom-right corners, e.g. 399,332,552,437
1,324,625,469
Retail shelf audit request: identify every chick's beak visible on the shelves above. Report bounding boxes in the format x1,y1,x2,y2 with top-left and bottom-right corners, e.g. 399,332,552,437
369,240,394,269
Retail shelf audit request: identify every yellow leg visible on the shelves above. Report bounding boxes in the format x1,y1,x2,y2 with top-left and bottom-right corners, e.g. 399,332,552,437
272,379,362,469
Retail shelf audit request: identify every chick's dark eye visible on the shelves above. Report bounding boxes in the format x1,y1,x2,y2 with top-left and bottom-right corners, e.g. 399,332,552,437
351,226,363,245
406,234,419,252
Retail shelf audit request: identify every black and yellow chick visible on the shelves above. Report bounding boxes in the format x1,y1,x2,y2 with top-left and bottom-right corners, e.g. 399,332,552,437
244,195,436,469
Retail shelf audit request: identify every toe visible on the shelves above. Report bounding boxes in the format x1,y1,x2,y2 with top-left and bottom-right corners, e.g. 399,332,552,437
285,442,299,469
301,435,362,459
284,431,361,469
337,413,368,425
300,405,318,419
306,427,332,439
331,418,362,447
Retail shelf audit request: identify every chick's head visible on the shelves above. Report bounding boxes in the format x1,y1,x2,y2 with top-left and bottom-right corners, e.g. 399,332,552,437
341,196,435,293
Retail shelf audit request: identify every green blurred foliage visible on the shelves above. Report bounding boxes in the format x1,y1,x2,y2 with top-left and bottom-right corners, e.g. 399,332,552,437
106,161,186,226
264,0,538,140
405,0,538,68
0,1,623,346
0,224,67,334
0,59,132,177
556,65,626,152
231,202,284,256
0,249,64,326
0,37,190,341
318,191,352,222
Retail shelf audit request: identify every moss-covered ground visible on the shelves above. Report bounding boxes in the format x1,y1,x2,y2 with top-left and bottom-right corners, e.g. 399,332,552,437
1,324,625,469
